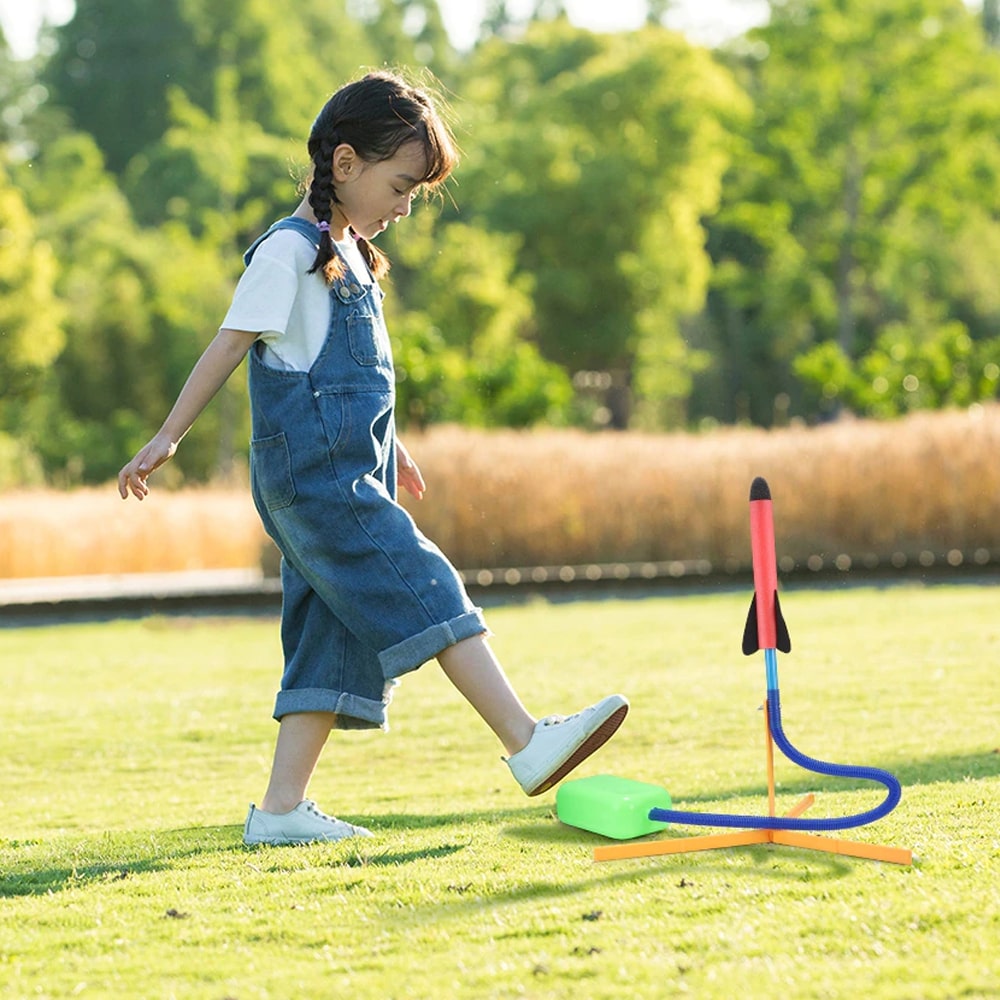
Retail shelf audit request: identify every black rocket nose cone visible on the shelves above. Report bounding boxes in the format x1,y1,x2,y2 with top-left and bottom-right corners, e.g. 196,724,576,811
749,477,771,502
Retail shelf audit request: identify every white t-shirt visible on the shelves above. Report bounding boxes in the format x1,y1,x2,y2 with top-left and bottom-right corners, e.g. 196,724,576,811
221,228,373,372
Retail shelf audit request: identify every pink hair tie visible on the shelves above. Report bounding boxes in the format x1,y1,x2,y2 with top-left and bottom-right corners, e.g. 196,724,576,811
316,221,330,233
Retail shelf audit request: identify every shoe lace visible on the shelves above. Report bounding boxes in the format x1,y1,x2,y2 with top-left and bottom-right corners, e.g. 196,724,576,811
303,800,335,822
539,712,577,727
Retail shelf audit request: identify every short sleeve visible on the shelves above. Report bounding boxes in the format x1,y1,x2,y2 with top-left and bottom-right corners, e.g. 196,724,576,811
221,233,304,336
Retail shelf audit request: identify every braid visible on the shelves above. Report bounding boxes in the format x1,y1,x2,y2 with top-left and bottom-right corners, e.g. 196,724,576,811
306,135,346,283
354,235,390,280
306,136,389,282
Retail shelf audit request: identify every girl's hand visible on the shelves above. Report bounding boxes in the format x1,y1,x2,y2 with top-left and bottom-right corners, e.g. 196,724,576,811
118,432,178,501
115,328,256,501
397,439,426,501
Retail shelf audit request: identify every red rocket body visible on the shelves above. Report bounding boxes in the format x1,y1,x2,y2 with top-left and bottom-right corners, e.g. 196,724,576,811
742,477,791,655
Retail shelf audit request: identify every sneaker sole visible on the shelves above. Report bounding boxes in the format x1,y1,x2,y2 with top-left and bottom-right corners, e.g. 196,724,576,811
524,702,629,797
244,831,370,846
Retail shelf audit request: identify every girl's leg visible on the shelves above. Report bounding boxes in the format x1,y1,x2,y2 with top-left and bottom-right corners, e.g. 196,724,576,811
438,633,629,797
437,635,537,755
260,711,337,814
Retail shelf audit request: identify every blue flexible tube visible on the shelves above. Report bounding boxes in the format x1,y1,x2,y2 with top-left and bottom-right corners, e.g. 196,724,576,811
649,655,902,831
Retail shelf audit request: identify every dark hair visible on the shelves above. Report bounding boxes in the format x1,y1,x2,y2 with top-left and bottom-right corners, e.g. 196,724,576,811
306,70,458,283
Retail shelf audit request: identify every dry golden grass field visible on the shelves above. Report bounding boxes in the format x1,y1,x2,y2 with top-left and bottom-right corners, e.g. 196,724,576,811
2,405,999,580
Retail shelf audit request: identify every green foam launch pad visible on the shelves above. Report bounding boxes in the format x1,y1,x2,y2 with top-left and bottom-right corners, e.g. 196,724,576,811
556,774,671,840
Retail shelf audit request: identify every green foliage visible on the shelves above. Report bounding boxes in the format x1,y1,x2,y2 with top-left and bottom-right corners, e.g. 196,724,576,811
347,0,459,82
0,166,64,416
43,0,203,174
454,21,748,426
44,0,377,174
701,0,1000,424
0,31,47,156
0,432,44,489
386,210,574,427
391,317,574,428
11,132,155,484
122,70,297,248
795,320,1000,417
13,132,237,484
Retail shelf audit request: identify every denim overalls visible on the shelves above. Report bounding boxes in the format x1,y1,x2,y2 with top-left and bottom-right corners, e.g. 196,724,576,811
244,217,486,729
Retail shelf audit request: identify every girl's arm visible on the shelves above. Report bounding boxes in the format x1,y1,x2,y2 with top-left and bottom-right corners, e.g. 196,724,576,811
118,328,259,500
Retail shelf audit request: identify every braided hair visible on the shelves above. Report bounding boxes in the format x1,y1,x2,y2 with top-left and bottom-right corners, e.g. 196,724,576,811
307,71,458,283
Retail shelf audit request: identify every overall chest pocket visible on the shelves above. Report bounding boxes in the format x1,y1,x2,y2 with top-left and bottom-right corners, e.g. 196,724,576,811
346,311,388,366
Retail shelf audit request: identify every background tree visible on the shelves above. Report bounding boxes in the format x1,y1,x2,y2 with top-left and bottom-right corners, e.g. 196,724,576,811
44,0,378,176
383,207,574,427
984,0,999,44
348,0,458,81
479,0,518,42
43,0,202,174
699,0,1000,424
122,65,297,250
13,132,234,483
0,164,64,485
454,20,748,427
794,321,1000,418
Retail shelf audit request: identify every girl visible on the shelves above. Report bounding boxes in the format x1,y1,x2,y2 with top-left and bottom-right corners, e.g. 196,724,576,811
118,71,628,846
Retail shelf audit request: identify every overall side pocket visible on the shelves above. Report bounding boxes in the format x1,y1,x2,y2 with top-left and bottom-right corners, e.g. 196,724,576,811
250,432,296,510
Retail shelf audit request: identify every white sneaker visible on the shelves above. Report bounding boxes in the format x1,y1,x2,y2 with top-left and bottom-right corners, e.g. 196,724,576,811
504,694,629,796
243,800,374,845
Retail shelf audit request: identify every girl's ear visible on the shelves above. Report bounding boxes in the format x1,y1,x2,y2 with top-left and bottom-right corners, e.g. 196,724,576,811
332,143,359,183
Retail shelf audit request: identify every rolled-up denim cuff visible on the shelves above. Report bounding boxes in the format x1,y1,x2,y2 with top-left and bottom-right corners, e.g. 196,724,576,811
273,687,389,730
378,608,488,677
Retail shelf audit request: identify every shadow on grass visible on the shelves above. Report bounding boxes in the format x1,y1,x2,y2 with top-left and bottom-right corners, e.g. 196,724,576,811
365,804,553,833
884,749,999,787
5,749,986,899
0,825,241,898
647,748,1000,809
425,838,859,922
333,842,470,867
0,806,554,898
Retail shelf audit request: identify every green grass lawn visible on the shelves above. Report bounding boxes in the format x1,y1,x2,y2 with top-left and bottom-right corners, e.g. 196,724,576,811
1,585,997,999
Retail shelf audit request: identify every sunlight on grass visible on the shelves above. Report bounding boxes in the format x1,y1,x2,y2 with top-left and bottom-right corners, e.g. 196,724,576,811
1,586,998,998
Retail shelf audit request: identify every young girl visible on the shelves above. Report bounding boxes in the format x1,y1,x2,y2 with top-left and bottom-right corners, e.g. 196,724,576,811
118,71,628,846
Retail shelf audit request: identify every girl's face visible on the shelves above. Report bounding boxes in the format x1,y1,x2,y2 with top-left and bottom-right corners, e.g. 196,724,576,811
331,141,428,242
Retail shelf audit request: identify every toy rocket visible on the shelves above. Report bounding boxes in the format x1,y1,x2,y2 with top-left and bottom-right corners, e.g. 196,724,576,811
742,477,791,656
590,473,910,864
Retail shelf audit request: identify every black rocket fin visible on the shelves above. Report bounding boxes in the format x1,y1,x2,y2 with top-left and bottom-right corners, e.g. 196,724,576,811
774,590,791,653
742,594,759,656
742,591,792,655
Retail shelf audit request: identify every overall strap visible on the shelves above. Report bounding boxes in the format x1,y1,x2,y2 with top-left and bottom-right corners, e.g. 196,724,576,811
243,217,320,266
